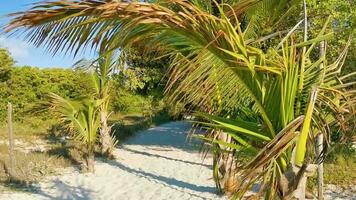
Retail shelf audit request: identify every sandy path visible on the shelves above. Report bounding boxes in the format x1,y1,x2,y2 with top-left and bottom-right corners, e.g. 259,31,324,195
1,121,354,200
0,121,227,200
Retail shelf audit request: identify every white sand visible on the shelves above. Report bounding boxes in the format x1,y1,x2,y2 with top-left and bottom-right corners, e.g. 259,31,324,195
1,121,354,200
0,121,227,200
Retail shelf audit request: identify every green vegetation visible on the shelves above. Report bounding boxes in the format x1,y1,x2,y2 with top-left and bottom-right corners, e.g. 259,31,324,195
1,0,355,199
307,0,355,78
0,52,94,122
323,159,356,187
308,146,356,190
0,47,173,188
75,53,119,158
48,94,102,172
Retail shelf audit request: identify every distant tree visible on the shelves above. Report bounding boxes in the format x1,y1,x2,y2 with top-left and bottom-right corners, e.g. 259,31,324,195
0,65,94,122
118,46,169,95
0,48,14,82
308,0,355,78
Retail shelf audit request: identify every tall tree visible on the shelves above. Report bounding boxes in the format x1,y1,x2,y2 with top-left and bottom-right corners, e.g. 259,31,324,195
119,46,169,94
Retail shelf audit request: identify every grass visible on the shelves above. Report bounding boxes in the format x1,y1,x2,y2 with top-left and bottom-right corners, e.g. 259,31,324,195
0,121,49,142
307,144,356,192
324,162,356,186
0,144,71,192
307,159,356,193
0,119,72,192
323,144,356,187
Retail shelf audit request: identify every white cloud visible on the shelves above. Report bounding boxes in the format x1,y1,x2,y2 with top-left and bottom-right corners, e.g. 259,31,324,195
0,36,30,61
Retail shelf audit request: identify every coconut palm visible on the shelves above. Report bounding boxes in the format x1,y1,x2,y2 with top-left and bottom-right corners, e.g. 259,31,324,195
76,52,119,158
4,0,355,198
4,0,299,172
49,93,102,172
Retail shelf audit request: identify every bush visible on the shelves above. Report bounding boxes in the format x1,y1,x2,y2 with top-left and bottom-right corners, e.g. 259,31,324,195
325,143,356,164
111,90,152,113
0,66,94,123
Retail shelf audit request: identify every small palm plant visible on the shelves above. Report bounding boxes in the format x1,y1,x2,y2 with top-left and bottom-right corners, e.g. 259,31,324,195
76,52,119,158
49,93,102,172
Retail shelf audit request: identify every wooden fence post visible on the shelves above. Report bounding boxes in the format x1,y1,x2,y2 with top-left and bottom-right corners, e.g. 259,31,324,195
7,102,15,177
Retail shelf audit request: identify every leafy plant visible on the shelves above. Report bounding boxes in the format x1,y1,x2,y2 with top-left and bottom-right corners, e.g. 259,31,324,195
75,52,119,158
48,93,102,172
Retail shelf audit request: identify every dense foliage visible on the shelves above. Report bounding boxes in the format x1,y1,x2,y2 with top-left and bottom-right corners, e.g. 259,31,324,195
0,50,94,121
0,49,13,82
307,0,355,77
0,48,170,124
118,46,169,95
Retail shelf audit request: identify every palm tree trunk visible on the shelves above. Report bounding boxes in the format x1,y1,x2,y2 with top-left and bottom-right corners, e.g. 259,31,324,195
223,152,238,195
217,132,238,195
294,172,308,200
280,164,318,199
86,145,95,173
100,109,113,158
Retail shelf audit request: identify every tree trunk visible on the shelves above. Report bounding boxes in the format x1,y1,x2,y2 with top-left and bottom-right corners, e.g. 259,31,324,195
86,146,95,173
223,153,238,195
280,164,318,200
100,109,113,158
294,171,308,200
217,132,238,195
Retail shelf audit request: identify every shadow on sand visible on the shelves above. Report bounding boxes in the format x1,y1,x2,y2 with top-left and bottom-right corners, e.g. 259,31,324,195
22,179,94,200
106,160,220,199
122,146,212,169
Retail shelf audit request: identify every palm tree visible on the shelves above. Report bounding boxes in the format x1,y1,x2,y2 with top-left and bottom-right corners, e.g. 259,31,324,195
76,53,118,158
49,93,102,172
5,0,355,198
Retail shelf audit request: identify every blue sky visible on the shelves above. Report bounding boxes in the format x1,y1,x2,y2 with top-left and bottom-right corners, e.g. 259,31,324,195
0,0,94,68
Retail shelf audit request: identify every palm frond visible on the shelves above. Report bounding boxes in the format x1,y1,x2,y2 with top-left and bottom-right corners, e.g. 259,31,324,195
49,93,101,145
